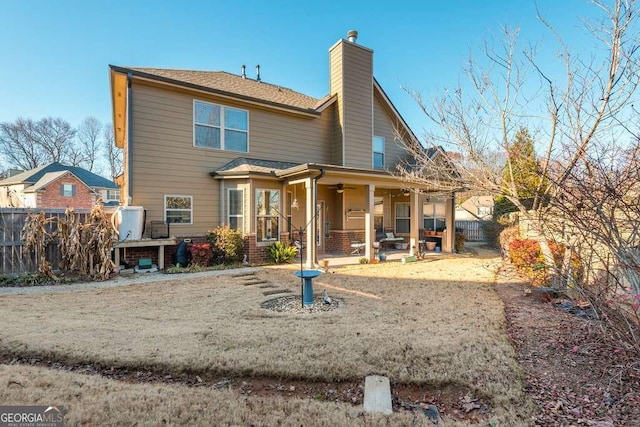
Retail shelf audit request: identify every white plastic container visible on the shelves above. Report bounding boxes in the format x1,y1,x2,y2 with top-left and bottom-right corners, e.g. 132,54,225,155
112,206,145,241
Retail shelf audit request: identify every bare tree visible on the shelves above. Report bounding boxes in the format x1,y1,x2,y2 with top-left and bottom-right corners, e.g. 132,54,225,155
103,124,123,183
76,116,103,172
0,117,77,169
398,0,640,286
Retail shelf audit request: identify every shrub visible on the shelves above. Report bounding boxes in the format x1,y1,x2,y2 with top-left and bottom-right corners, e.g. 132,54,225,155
508,239,582,287
359,257,370,264
268,241,298,264
207,225,245,264
187,243,213,267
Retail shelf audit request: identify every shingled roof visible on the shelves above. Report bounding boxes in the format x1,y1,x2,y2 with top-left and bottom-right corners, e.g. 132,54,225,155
213,158,302,177
0,162,117,189
114,67,330,114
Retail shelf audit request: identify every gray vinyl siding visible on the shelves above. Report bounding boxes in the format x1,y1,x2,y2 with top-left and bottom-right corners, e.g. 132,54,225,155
128,82,334,235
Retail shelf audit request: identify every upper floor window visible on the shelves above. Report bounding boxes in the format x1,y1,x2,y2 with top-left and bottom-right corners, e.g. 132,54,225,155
165,195,192,224
373,136,385,169
194,100,248,152
61,184,75,197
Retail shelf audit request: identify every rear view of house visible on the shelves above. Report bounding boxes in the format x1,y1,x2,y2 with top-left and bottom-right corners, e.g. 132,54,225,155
109,30,457,266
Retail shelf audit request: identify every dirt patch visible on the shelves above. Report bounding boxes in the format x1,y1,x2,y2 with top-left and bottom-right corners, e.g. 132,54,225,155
0,352,492,424
495,263,640,425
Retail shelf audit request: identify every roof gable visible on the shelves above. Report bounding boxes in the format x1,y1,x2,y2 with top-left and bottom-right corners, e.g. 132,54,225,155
0,162,117,189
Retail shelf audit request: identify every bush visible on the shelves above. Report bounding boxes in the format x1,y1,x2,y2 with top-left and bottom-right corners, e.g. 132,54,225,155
207,225,245,264
187,243,213,267
268,241,298,264
359,257,370,264
508,239,582,287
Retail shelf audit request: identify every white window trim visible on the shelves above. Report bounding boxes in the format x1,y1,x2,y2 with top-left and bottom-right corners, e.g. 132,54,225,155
395,202,410,234
227,188,244,233
255,188,280,244
164,194,193,225
373,135,385,169
62,183,74,197
193,99,249,152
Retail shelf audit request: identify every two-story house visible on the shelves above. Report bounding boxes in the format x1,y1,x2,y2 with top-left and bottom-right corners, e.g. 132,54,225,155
109,30,456,266
0,162,119,209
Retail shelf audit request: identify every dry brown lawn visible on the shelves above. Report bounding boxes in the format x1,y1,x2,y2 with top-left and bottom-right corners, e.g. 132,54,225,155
0,248,533,425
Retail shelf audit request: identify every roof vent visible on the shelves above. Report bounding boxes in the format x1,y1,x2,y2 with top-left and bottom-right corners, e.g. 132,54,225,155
256,64,261,82
241,65,246,79
347,30,358,43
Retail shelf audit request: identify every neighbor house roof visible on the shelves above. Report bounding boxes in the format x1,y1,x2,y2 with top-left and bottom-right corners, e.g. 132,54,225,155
0,162,117,189
111,66,329,114
23,170,91,193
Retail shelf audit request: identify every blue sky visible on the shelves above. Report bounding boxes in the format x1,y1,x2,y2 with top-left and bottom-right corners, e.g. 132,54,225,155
0,0,601,138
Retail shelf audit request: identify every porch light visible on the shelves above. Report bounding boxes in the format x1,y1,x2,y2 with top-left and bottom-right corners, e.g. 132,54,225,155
291,185,299,210
402,188,411,196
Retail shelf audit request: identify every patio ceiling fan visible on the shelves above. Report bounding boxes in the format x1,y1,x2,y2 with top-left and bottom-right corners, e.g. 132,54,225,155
329,183,356,193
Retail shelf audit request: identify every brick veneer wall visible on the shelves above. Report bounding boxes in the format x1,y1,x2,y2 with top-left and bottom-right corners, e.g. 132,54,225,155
38,174,97,208
325,230,366,254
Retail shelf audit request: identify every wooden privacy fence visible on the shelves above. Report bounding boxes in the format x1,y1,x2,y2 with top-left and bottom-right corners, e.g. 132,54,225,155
0,208,90,275
455,220,487,242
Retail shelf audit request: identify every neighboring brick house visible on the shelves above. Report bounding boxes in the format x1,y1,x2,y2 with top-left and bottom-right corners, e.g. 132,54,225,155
0,162,119,209
109,30,457,266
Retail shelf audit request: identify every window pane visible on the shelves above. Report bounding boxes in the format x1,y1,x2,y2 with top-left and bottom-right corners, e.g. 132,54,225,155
373,136,384,152
224,129,248,152
396,203,410,217
423,203,434,216
424,218,433,230
434,203,446,217
373,152,384,169
373,197,384,215
166,210,191,224
396,219,410,234
229,216,241,230
166,196,191,209
225,108,247,130
195,102,220,125
229,190,243,215
195,125,220,148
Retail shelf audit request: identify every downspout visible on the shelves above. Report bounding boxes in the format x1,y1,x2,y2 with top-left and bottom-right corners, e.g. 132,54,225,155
126,72,133,205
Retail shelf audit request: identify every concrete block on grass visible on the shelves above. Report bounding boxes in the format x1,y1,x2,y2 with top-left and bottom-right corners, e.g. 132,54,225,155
363,375,392,415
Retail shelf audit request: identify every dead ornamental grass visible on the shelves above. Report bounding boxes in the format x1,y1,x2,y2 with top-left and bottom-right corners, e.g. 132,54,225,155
0,251,531,422
0,364,416,426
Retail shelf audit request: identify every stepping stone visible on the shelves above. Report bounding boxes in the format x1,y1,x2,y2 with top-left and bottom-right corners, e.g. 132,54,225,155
262,289,292,296
232,273,256,278
363,375,392,415
242,280,269,286
259,284,276,288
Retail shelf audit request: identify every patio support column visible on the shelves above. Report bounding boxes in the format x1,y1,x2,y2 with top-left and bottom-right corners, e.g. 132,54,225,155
409,190,420,256
304,177,315,268
444,192,455,252
365,184,375,260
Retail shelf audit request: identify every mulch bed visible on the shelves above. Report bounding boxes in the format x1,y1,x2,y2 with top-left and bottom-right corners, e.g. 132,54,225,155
495,263,640,426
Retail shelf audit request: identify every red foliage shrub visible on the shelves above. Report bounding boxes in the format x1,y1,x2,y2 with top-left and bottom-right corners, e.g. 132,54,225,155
187,243,213,267
508,239,581,287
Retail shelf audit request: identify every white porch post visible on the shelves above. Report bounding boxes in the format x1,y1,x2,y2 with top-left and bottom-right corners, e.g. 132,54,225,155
365,184,375,260
304,177,315,268
444,192,455,252
409,190,420,256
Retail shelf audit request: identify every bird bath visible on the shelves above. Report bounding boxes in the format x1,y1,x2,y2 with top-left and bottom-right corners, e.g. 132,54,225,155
294,269,322,306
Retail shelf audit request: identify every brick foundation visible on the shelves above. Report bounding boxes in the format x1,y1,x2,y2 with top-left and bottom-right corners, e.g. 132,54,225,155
325,230,366,254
